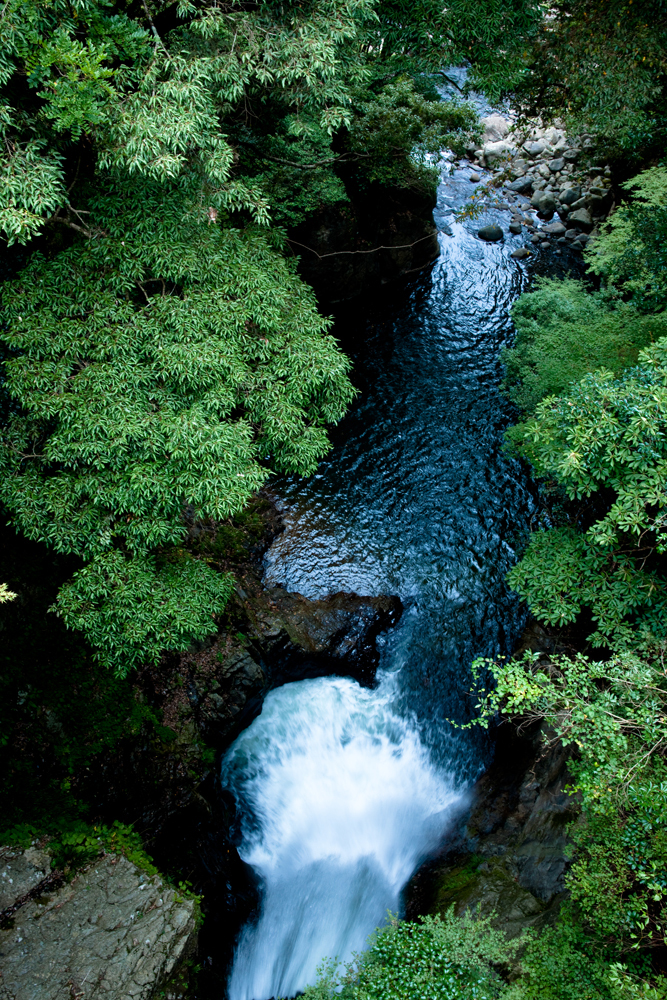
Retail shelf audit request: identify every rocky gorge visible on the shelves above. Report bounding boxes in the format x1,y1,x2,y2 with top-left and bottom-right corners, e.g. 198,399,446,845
1,106,605,1000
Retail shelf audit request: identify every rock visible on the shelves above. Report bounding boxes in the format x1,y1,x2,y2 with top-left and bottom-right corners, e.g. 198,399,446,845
523,140,547,157
560,187,581,205
542,221,567,235
569,196,588,211
0,846,52,912
540,241,550,248
564,229,578,239
482,140,515,166
510,247,531,259
246,586,403,686
548,157,565,172
477,224,504,242
469,172,480,182
537,162,551,179
508,222,522,235
480,114,510,142
569,207,593,230
530,191,557,214
563,148,580,161
0,849,197,1000
507,177,533,194
588,166,604,176
530,234,541,243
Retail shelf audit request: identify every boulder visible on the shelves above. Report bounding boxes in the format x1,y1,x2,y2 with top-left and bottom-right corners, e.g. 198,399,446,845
480,114,510,142
482,139,515,166
245,586,403,685
569,207,593,230
523,139,547,158
477,224,504,242
510,247,531,259
531,191,557,215
542,221,567,235
507,177,533,194
0,849,197,1000
548,157,565,172
560,187,581,205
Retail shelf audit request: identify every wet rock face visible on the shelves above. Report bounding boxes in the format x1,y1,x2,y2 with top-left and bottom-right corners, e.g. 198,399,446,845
406,623,579,940
0,848,196,1000
246,587,403,687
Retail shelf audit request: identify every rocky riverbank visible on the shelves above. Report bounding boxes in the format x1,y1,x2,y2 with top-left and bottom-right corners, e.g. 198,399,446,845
405,622,579,940
464,114,616,254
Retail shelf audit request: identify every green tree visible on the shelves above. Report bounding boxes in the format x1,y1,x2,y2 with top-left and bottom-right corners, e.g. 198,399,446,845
506,337,667,646
502,279,665,416
302,909,517,1000
0,178,354,672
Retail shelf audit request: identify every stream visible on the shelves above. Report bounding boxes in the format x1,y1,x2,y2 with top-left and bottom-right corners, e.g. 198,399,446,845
220,150,541,1000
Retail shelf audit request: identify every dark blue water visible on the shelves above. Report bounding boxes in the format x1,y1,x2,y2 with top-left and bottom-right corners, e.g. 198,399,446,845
221,161,537,1000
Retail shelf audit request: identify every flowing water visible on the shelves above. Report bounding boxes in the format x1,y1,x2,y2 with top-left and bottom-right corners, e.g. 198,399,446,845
221,155,540,1000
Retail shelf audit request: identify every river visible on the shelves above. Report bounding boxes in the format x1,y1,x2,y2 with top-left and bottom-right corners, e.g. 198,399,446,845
220,150,540,1000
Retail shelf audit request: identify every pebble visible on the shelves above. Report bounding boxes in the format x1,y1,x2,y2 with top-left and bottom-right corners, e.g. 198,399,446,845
530,234,541,243
469,172,481,182
540,241,550,248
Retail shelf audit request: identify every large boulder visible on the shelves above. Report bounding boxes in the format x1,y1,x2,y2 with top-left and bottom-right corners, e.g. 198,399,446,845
482,139,515,166
560,187,581,206
569,207,593,230
0,848,197,1000
480,114,510,143
507,177,533,194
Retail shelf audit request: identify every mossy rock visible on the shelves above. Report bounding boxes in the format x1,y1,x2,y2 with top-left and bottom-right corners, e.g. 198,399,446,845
430,854,560,940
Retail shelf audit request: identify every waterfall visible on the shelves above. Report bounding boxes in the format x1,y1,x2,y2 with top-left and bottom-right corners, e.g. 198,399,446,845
222,674,465,1000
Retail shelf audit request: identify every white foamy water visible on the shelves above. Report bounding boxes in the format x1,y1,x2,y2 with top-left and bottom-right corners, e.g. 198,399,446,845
222,674,465,1000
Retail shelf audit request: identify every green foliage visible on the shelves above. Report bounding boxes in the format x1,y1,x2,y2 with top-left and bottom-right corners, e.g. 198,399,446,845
346,79,479,191
506,339,667,645
56,551,235,673
503,279,665,416
503,924,618,1000
0,177,354,672
480,0,667,158
302,910,518,1000
467,646,667,958
590,168,667,313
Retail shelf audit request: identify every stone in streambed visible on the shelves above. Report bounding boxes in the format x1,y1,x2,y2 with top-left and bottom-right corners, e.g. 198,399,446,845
569,207,593,230
542,221,567,235
507,177,533,194
511,247,531,259
469,172,481,182
531,191,557,214
509,222,522,234
548,158,565,172
560,187,581,205
477,224,504,242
